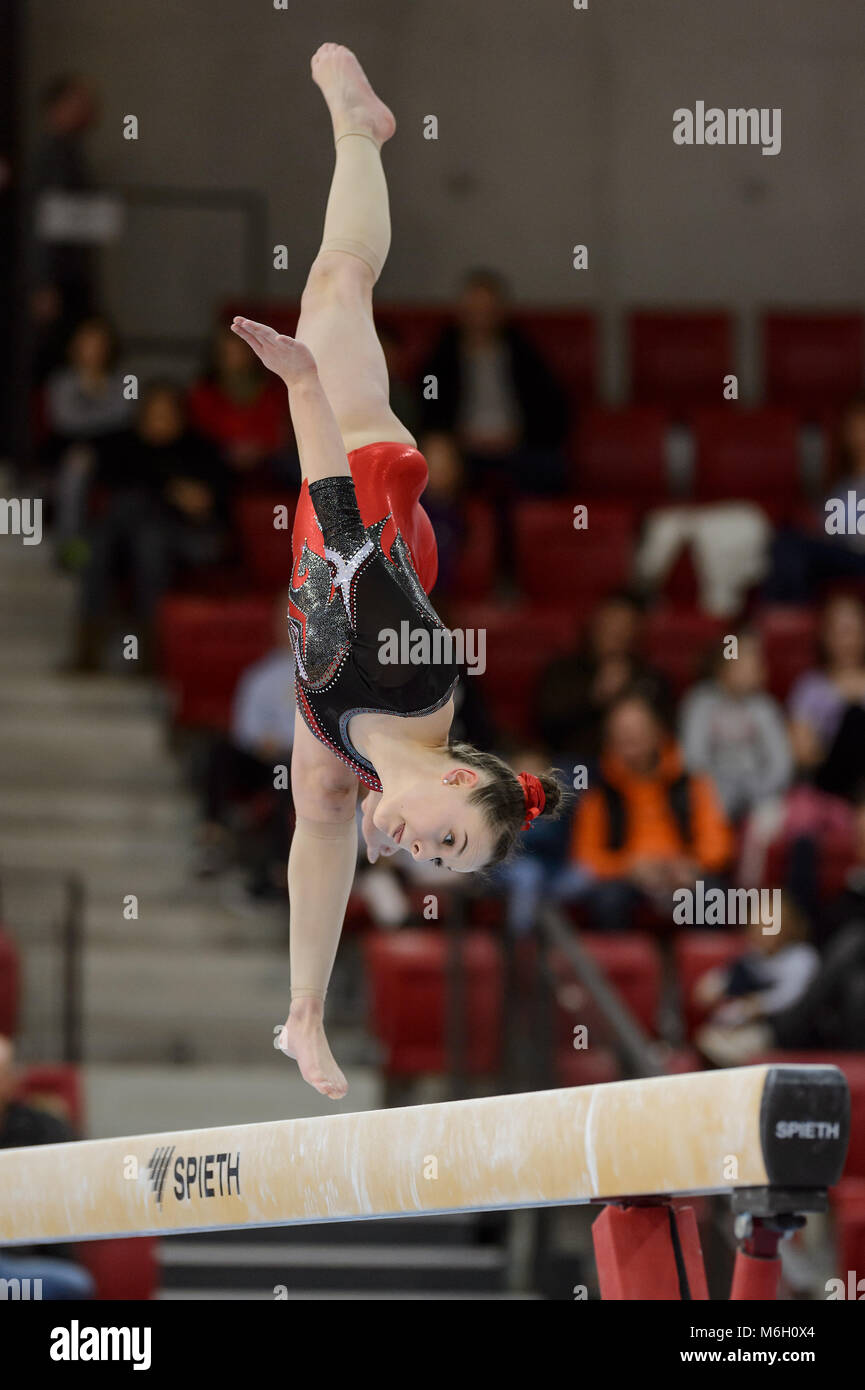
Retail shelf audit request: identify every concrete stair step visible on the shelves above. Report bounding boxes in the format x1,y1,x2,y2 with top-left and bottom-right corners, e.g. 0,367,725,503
0,752,180,790
0,706,164,750
83,893,287,949
0,786,193,831
20,944,300,1063
0,828,192,870
0,672,164,715
0,868,286,948
0,635,77,671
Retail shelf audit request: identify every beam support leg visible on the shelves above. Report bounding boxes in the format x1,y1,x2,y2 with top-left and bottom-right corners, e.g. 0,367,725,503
729,1214,804,1300
592,1203,709,1300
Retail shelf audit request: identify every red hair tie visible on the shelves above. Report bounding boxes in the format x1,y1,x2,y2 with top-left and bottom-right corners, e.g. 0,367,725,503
517,771,546,830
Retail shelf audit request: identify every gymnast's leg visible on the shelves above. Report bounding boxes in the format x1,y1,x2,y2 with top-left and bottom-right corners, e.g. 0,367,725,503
295,42,416,456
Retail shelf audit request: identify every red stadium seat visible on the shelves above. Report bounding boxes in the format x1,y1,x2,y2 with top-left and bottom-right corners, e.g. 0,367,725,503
364,928,503,1076
157,596,273,730
548,932,664,1039
375,306,452,381
79,1239,159,1301
763,312,865,418
673,931,748,1040
0,927,19,1039
15,1064,84,1131
629,310,733,411
450,498,496,600
760,818,856,898
448,599,582,739
514,500,635,606
691,407,800,515
236,492,298,591
556,1046,621,1087
641,606,726,696
755,606,820,700
574,406,670,504
515,310,599,404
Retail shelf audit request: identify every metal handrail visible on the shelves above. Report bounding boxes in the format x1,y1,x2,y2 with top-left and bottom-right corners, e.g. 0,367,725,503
538,903,667,1079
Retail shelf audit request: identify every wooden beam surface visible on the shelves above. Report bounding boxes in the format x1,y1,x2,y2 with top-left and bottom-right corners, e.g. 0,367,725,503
0,1064,849,1244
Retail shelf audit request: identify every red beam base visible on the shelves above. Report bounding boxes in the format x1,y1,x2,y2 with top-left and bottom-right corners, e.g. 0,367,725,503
729,1218,789,1300
592,1203,709,1300
729,1248,782,1300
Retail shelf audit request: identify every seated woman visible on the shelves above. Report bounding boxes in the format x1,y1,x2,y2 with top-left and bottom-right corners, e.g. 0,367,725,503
680,629,793,825
72,382,231,672
788,592,865,802
231,44,565,1099
187,321,289,485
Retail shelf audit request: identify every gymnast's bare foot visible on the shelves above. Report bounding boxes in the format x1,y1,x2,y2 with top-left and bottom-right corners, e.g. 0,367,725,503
311,42,396,147
278,1001,348,1101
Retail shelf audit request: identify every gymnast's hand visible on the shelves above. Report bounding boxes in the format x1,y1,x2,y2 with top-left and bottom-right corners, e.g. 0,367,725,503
230,316,317,387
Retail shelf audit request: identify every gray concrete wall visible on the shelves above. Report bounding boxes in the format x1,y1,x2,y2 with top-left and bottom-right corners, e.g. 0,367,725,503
24,0,865,394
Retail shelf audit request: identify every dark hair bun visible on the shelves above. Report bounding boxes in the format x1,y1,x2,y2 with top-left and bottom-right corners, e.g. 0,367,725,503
537,769,566,819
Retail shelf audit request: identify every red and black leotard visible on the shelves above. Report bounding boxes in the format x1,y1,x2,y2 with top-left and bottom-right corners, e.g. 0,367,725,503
288,441,459,790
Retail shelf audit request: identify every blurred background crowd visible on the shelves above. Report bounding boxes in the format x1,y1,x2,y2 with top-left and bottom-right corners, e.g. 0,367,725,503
1,0,864,1301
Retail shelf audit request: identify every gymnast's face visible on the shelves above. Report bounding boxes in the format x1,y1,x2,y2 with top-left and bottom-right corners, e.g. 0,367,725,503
374,768,493,872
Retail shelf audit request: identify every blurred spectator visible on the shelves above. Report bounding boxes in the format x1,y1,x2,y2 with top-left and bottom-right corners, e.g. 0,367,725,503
697,856,865,1064
30,75,100,379
788,592,865,801
420,269,568,477
680,630,793,823
0,1036,94,1299
765,393,865,601
187,322,288,485
419,431,467,599
695,896,821,1065
72,382,231,672
537,591,672,763
494,747,586,936
573,693,733,931
45,315,132,564
419,269,569,583
195,591,295,894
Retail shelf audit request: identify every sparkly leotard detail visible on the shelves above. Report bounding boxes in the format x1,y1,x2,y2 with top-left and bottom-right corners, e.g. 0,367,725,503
288,474,458,790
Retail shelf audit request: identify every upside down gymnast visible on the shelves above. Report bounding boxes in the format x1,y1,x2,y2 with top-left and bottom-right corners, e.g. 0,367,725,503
232,44,564,1098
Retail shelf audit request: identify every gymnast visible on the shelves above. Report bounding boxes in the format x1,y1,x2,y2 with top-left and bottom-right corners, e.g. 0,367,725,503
231,44,563,1098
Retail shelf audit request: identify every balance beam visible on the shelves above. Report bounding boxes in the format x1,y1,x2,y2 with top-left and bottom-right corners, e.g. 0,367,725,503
0,1064,849,1245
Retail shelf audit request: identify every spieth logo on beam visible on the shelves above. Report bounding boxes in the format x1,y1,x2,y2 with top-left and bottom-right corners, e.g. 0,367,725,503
147,1145,241,1208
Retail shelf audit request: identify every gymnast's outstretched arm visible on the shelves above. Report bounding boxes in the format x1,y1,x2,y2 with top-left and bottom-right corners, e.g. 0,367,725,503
276,716,359,1099
230,318,351,485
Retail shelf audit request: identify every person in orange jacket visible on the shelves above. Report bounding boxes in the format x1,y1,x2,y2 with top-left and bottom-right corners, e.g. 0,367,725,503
573,692,733,931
